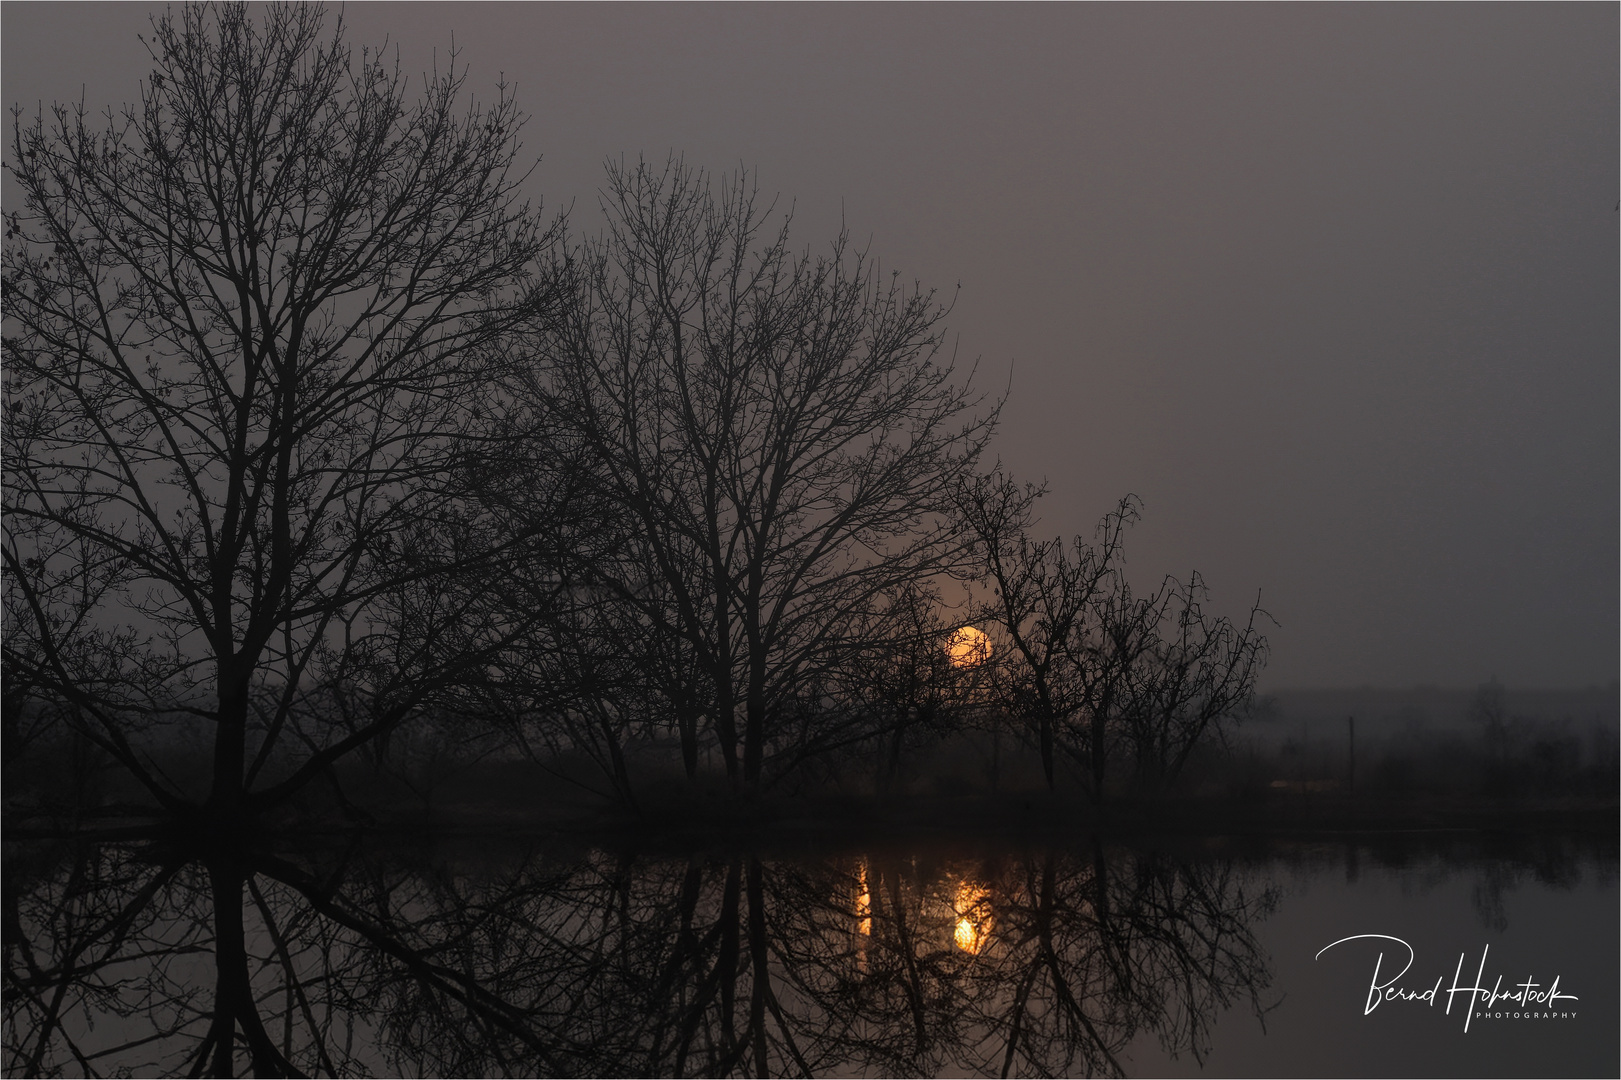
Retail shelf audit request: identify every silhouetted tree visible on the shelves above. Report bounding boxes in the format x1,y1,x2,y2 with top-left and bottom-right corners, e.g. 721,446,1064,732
1468,677,1510,763
826,582,991,796
522,157,997,795
1114,572,1269,790
957,474,1268,796
955,474,1136,791
2,4,559,823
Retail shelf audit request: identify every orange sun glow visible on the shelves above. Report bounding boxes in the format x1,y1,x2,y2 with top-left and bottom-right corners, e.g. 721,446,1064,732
945,625,991,668
952,881,993,954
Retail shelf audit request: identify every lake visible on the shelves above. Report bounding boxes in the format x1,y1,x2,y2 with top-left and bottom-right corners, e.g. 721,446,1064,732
4,830,1614,1077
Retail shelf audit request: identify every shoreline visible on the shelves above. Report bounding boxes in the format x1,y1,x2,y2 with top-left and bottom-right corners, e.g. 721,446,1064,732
5,793,1615,847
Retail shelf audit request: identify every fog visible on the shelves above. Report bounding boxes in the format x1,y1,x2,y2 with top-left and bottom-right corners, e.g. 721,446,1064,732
4,2,1616,687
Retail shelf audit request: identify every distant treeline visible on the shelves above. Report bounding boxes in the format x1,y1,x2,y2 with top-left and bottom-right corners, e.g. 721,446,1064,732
1225,682,1620,803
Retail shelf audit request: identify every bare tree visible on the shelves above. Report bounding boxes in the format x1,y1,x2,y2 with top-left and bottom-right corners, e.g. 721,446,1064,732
2,4,559,824
827,582,991,797
957,473,1268,796
1115,572,1269,791
523,157,997,795
955,473,1134,791
1468,677,1510,763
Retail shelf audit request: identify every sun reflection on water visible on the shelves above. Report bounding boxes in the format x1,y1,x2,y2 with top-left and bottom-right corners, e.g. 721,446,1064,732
856,862,872,937
952,881,992,954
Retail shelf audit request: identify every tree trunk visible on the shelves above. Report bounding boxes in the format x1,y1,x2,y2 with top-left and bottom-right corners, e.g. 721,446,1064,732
712,635,741,790
606,727,638,812
209,858,300,1077
743,690,766,796
678,699,700,783
715,693,740,791
1038,711,1056,790
716,859,742,1059
1089,708,1108,799
1030,668,1057,790
746,858,771,1077
884,719,907,797
207,675,250,824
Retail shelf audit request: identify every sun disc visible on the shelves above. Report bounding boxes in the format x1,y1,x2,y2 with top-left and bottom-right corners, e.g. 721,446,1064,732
946,625,991,667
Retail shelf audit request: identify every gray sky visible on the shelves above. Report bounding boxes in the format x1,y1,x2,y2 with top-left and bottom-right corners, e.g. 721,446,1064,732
5,2,1616,690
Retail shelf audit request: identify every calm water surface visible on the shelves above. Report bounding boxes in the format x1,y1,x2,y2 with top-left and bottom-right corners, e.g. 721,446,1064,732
4,831,1614,1077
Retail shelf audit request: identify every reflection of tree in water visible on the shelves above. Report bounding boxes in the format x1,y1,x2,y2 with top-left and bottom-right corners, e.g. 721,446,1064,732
1467,836,1589,934
5,838,1276,1077
5,844,209,1077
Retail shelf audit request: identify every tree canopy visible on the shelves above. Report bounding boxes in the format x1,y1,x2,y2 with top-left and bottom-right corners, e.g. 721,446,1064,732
3,3,560,820
3,4,1266,823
